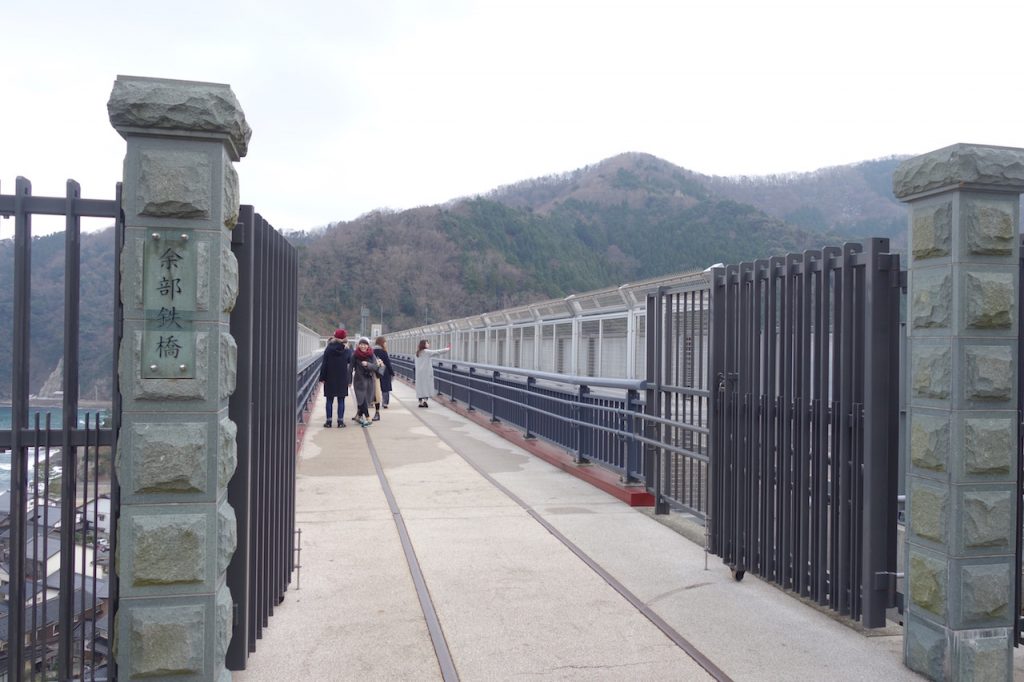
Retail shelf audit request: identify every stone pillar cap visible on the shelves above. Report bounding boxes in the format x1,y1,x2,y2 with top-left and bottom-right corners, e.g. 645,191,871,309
107,75,251,161
893,142,1024,201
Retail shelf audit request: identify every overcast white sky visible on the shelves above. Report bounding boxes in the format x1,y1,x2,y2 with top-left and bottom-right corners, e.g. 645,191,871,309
4,0,1023,237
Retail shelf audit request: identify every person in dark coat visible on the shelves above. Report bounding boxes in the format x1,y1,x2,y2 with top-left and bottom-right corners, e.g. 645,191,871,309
319,329,353,428
372,336,395,421
351,336,383,427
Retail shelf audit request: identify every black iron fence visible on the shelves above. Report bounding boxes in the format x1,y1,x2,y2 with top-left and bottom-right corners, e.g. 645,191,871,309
391,357,646,482
226,206,300,670
708,240,902,629
0,178,122,680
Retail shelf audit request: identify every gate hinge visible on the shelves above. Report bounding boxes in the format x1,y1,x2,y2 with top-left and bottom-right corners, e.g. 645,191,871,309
873,571,904,607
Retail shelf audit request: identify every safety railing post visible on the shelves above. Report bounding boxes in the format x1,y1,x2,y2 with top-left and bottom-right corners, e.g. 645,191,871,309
491,371,501,423
524,376,536,439
574,385,590,464
623,388,641,484
467,367,476,411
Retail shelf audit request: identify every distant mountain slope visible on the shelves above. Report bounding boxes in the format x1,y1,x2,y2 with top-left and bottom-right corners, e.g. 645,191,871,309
0,229,116,402
694,156,909,246
298,153,846,334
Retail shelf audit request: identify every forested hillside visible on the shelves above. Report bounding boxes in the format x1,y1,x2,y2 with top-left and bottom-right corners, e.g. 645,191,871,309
296,152,862,333
0,228,116,402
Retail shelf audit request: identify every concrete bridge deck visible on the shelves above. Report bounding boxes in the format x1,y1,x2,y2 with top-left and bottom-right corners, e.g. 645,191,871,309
231,381,1013,681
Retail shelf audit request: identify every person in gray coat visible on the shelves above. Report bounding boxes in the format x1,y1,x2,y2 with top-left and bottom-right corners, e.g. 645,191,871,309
414,339,450,408
351,336,383,426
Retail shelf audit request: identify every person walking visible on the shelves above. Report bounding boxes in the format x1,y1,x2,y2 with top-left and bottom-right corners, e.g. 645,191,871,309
351,336,383,426
372,336,395,421
319,329,352,428
414,339,450,408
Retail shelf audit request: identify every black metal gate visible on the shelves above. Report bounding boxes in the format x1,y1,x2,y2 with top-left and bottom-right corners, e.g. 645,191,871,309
708,239,901,628
226,205,299,670
645,281,712,517
0,178,122,680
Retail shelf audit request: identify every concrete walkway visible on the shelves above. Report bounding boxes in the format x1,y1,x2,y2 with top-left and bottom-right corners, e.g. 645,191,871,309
232,382,1022,681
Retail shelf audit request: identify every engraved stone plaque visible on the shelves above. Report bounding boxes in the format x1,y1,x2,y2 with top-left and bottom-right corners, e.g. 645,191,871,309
142,231,196,378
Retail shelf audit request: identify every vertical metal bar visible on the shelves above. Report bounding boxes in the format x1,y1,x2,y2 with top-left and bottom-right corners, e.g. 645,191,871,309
766,257,781,581
227,206,254,669
58,180,82,680
860,238,894,627
777,256,791,587
1017,235,1024,644
754,261,768,575
10,177,32,680
798,251,816,595
708,274,724,551
837,243,857,614
250,212,265,648
817,247,838,604
108,182,124,682
739,263,753,574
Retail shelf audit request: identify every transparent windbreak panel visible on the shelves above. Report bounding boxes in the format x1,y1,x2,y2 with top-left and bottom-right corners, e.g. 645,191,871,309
540,325,555,373
554,322,572,374
579,320,600,376
600,316,628,379
520,326,536,370
633,313,647,380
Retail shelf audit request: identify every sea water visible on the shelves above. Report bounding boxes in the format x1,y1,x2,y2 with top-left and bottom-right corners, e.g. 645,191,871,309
0,405,110,491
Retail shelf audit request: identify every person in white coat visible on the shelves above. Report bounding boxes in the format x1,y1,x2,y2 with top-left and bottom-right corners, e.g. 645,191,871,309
414,339,450,408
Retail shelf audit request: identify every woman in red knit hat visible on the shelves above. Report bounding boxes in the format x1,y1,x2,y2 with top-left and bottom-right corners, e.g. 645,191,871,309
318,329,352,427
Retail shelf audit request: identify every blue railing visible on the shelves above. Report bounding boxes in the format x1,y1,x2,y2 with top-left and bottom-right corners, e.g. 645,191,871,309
296,352,323,423
392,355,647,483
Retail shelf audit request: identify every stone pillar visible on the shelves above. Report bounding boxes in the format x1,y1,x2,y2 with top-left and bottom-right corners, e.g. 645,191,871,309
108,76,250,681
894,143,1024,681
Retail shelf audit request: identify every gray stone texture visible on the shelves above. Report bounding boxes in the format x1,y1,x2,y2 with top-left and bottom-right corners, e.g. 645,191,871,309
111,74,245,680
215,584,233,671
132,514,207,585
901,143,1022,681
221,237,239,313
220,332,237,400
125,236,146,310
912,267,952,329
961,490,1012,550
964,417,1014,476
959,563,1011,626
137,149,211,218
217,499,237,576
963,345,1013,402
912,343,952,400
224,161,240,228
909,550,947,619
964,271,1013,329
893,143,1024,199
108,75,251,159
128,604,206,677
132,421,207,493
910,479,948,544
219,417,238,491
964,197,1016,256
912,202,953,260
955,630,1011,680
911,413,949,472
905,613,948,680
196,239,211,313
